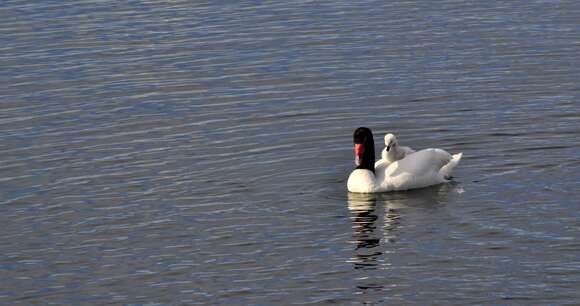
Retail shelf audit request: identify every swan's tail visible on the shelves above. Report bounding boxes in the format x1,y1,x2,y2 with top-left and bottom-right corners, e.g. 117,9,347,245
440,152,462,180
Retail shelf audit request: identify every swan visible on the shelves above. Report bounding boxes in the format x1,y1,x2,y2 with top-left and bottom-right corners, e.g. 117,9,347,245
347,127,462,193
375,133,415,169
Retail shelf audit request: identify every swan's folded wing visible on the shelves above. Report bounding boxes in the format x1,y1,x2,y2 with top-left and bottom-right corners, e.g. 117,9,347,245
377,149,450,191
386,148,451,177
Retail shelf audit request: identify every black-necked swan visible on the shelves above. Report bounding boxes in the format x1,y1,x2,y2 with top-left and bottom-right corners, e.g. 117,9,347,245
347,127,462,193
375,133,415,169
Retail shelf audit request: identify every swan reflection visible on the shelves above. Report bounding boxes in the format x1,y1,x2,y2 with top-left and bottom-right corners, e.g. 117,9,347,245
347,193,402,271
347,185,458,267
346,184,462,302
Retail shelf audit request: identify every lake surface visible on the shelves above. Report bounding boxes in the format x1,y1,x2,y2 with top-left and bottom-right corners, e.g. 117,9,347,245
1,0,579,304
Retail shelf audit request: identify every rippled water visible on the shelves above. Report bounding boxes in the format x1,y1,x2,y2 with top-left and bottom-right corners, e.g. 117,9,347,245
2,0,579,304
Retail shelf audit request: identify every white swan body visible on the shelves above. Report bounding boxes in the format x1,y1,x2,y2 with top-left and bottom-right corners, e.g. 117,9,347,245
348,149,463,193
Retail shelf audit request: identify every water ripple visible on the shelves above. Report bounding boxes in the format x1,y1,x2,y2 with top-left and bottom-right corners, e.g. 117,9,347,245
1,0,580,304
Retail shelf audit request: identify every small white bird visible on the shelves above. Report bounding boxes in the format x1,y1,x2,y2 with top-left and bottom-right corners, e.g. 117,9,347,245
375,133,415,169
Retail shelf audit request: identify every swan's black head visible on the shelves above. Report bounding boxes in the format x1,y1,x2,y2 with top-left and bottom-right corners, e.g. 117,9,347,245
353,127,375,173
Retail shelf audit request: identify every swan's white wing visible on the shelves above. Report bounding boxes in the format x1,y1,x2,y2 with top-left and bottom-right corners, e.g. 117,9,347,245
377,149,451,191
387,149,450,176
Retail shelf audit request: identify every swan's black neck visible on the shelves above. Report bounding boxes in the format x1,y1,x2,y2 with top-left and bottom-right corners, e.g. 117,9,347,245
353,127,375,173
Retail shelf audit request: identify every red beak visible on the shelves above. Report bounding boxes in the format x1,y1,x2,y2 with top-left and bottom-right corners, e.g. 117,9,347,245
354,143,364,157
354,143,363,165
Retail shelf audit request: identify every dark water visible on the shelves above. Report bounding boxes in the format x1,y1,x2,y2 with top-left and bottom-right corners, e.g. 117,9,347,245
2,0,580,304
